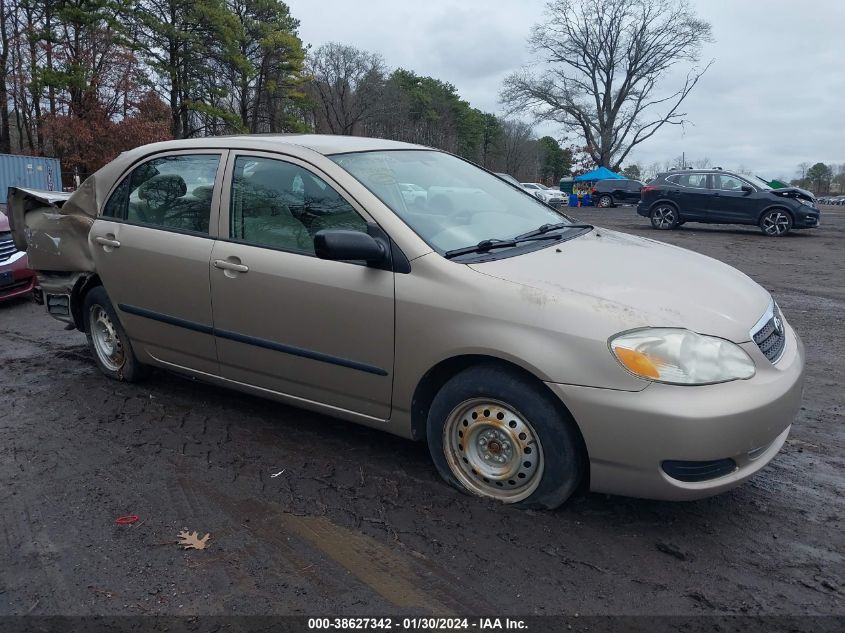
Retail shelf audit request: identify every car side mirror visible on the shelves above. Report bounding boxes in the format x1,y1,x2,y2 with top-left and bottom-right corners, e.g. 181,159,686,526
741,185,754,194
314,229,387,265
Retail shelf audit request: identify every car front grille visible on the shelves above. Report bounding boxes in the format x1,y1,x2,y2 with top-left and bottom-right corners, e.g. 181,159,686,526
752,306,786,363
0,232,17,263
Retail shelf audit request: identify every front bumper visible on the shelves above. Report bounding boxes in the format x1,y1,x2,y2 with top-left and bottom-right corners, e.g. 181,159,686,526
547,323,805,500
793,210,820,229
0,251,36,301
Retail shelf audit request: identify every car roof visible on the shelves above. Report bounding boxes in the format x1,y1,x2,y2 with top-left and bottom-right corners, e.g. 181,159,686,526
77,135,431,221
660,169,741,176
123,134,425,156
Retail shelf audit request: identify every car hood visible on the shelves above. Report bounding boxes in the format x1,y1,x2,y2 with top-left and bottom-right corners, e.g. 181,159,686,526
771,187,815,202
469,228,771,343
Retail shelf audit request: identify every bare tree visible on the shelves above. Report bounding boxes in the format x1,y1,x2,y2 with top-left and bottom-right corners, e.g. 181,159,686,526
797,162,810,180
307,42,386,135
498,119,538,179
502,0,713,170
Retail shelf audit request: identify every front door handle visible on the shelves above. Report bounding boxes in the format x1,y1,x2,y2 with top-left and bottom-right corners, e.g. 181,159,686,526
213,259,249,273
95,236,121,248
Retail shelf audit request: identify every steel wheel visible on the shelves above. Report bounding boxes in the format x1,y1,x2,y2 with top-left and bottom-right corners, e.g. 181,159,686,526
650,205,677,229
443,398,544,503
89,305,125,372
598,195,613,208
760,210,792,236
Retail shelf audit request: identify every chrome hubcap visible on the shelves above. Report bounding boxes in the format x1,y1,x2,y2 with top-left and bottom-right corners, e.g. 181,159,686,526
652,206,675,228
762,211,789,235
599,196,611,208
443,399,543,503
90,306,124,372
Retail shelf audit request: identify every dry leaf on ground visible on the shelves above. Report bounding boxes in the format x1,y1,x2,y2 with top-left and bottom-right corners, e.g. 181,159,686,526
177,530,211,550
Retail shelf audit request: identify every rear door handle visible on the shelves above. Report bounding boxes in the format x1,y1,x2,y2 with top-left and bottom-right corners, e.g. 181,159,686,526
94,236,121,248
213,259,249,273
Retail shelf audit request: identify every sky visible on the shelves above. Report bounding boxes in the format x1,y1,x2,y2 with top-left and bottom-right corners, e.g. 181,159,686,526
286,0,845,179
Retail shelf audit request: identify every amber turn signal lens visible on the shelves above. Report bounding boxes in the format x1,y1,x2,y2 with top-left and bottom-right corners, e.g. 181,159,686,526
613,347,660,379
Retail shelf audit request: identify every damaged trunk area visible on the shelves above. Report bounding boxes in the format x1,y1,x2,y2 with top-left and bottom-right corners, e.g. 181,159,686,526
6,186,94,271
4,185,99,326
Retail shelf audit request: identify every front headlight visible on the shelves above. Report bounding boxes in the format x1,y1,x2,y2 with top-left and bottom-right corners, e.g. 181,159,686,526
798,198,815,207
609,328,755,385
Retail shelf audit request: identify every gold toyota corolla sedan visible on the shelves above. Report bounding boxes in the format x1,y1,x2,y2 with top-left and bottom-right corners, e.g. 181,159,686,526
6,135,805,509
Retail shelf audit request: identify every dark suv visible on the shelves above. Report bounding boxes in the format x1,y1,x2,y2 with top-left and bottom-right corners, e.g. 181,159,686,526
637,169,820,236
592,179,644,207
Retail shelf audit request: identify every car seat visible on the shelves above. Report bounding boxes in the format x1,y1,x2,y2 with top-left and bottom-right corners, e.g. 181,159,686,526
235,165,314,253
130,174,188,226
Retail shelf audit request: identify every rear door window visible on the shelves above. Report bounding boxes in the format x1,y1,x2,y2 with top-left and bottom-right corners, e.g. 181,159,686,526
103,154,221,234
669,173,709,188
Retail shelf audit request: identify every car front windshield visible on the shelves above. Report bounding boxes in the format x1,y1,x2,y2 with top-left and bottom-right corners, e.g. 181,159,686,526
331,150,572,253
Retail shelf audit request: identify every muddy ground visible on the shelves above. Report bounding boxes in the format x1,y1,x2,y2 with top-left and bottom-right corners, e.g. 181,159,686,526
1,206,843,621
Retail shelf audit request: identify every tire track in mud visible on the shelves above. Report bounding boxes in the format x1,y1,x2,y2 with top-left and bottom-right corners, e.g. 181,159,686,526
177,477,489,615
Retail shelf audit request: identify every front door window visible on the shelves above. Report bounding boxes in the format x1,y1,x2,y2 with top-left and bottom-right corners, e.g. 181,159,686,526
229,156,368,254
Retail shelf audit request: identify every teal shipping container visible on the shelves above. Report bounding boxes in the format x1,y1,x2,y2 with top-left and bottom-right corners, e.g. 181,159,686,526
0,153,63,204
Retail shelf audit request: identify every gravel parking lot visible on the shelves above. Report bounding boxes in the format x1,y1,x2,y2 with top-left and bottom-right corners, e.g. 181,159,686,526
1,205,843,620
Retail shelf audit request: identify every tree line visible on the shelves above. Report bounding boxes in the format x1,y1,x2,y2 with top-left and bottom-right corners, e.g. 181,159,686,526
0,0,573,183
793,162,844,195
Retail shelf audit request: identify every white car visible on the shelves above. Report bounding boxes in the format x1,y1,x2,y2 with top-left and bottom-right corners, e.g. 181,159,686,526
399,183,427,207
522,183,566,207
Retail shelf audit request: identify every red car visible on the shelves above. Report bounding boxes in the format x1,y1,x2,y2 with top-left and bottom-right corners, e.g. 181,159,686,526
0,208,36,301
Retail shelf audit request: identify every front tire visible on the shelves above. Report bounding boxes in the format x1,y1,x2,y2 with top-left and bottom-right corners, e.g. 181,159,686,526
83,286,146,382
426,365,584,509
650,204,679,230
759,209,792,236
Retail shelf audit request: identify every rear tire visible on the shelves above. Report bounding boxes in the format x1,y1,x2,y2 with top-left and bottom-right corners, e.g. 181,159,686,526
83,286,147,382
598,195,613,208
426,365,584,510
650,204,679,230
759,209,792,236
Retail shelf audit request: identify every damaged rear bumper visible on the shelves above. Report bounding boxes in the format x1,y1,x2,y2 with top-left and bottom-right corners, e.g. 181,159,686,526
35,271,92,326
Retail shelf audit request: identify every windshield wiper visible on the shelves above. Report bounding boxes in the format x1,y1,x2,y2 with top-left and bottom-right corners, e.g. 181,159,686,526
444,234,562,259
513,222,594,241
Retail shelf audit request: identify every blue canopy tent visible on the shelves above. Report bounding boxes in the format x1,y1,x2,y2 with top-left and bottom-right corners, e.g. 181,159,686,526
573,166,626,182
